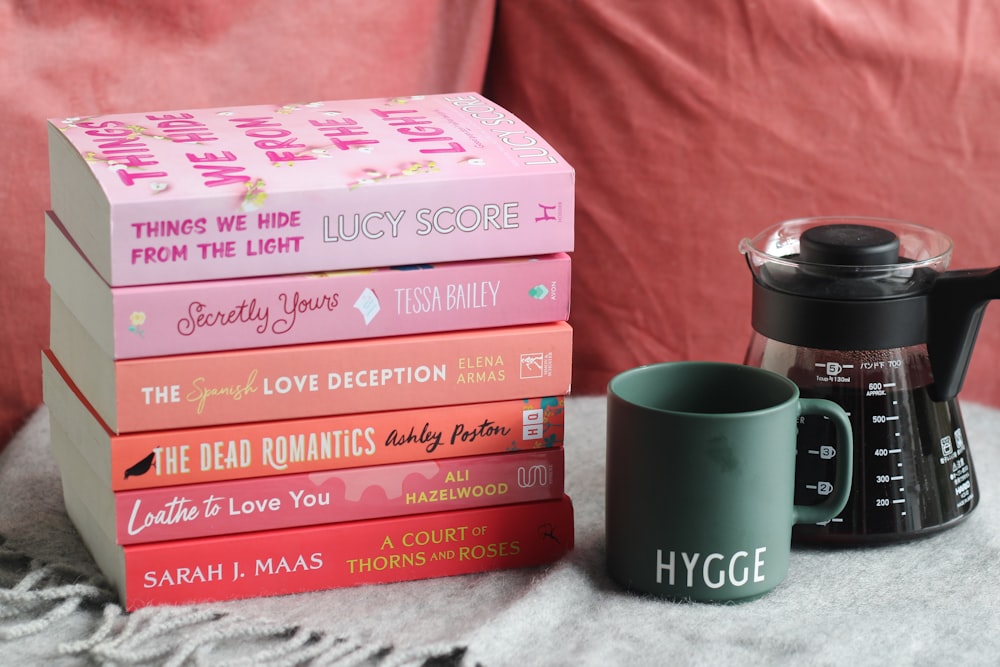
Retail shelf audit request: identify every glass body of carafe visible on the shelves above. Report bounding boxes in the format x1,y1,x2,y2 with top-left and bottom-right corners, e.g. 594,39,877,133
745,334,978,544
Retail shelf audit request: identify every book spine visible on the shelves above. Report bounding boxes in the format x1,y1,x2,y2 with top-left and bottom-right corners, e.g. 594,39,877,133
46,214,571,359
112,448,564,544
106,176,573,286
112,181,574,286
44,352,565,490
123,495,574,610
104,322,571,433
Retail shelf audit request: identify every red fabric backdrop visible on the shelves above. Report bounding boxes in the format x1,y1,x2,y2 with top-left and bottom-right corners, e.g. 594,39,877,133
486,0,1000,403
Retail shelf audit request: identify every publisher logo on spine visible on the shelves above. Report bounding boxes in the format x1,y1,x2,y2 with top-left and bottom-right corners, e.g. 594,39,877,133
517,464,553,488
522,407,544,440
519,352,553,379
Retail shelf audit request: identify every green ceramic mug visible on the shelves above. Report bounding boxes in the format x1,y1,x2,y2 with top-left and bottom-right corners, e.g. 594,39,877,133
605,361,853,602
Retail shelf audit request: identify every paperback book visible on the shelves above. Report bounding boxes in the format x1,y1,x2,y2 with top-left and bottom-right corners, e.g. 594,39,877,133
55,418,575,610
45,212,572,359
47,315,573,433
48,93,575,286
43,352,564,491
51,425,564,545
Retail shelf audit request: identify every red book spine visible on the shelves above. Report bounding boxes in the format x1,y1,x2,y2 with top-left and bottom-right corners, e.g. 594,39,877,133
109,448,564,544
123,496,574,609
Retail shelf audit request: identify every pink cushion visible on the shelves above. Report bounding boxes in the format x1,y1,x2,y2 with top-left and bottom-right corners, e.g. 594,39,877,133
486,0,1000,404
0,0,495,441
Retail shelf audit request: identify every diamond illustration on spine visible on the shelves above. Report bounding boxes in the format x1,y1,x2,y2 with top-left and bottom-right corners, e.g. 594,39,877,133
354,287,381,326
528,284,549,299
128,311,146,337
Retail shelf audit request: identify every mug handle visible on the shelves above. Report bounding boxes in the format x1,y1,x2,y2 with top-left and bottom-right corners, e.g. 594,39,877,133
791,398,854,526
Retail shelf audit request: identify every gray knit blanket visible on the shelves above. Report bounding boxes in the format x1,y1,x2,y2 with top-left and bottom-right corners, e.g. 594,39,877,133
4,396,1000,666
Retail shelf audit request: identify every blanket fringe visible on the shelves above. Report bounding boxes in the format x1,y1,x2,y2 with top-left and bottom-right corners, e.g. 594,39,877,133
0,539,469,666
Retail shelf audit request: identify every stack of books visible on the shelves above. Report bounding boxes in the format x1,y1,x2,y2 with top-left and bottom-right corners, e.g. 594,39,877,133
42,93,576,610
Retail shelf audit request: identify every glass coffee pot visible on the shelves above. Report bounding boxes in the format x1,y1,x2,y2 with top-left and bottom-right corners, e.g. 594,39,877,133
741,216,999,544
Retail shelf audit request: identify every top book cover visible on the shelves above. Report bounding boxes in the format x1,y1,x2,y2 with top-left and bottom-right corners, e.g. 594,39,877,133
48,93,575,287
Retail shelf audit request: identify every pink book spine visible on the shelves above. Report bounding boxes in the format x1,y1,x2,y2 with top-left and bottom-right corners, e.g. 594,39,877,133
122,496,574,610
49,213,571,358
107,322,572,433
49,93,574,286
115,448,563,544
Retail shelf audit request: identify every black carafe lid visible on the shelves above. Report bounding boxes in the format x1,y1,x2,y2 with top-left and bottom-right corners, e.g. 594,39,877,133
800,224,901,267
741,220,951,351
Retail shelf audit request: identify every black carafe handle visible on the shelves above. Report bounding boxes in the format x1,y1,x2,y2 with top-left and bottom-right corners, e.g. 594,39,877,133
927,266,1000,401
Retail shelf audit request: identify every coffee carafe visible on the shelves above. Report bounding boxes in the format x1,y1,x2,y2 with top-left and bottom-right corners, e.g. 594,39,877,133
741,216,1000,544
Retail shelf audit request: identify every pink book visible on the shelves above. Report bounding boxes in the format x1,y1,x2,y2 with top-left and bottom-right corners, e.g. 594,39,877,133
45,212,571,359
51,422,564,544
48,93,574,287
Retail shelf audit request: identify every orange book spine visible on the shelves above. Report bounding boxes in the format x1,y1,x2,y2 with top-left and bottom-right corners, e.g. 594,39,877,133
122,495,574,609
100,322,571,433
45,345,565,491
